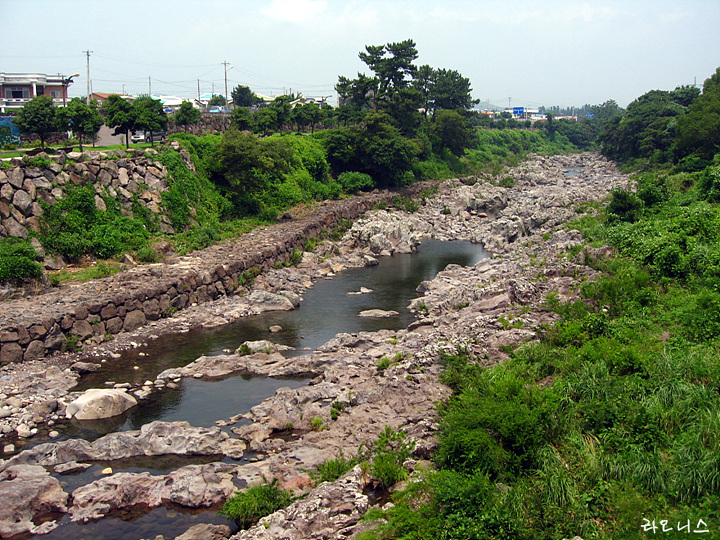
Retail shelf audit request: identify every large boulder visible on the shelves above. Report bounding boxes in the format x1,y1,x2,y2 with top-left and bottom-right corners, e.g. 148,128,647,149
65,388,138,420
0,464,69,537
248,290,296,314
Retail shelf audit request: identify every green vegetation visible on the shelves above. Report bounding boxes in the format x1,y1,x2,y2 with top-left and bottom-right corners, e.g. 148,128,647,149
356,67,720,540
218,478,293,529
0,238,43,282
38,184,151,261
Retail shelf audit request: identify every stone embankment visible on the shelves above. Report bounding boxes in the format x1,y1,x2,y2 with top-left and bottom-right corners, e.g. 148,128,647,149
0,152,627,539
0,147,174,247
0,170,404,365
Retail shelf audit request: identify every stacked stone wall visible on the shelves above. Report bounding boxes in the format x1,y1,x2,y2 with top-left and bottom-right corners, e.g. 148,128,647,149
0,185,403,364
0,148,175,251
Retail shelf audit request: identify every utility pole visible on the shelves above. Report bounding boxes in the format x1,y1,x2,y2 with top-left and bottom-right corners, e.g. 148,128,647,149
83,49,93,104
149,76,152,95
197,79,200,102
223,60,228,107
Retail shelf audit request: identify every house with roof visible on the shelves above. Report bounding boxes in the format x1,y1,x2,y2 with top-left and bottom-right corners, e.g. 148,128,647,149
0,72,76,112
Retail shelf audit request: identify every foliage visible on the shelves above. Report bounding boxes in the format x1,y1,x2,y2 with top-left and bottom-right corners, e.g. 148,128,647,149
337,171,373,193
208,94,226,106
218,478,293,529
674,67,720,167
313,454,357,484
231,107,255,131
430,109,476,156
320,113,417,188
370,426,415,488
103,94,137,148
172,101,201,132
598,85,701,164
38,184,151,261
56,98,103,151
13,95,58,148
231,84,263,107
133,95,168,146
0,237,43,282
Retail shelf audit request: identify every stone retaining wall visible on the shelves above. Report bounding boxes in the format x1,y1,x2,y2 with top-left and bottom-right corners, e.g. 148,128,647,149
0,190,403,364
0,147,176,253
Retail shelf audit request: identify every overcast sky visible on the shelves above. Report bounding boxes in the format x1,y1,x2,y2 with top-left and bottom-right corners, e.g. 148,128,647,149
2,0,719,109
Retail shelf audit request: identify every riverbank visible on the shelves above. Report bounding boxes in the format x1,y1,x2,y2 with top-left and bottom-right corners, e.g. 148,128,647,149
0,152,627,539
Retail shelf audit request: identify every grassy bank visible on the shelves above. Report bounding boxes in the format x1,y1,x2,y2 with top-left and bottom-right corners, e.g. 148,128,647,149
358,162,720,540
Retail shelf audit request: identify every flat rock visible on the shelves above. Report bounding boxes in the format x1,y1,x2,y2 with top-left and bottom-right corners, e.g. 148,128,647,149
358,309,399,318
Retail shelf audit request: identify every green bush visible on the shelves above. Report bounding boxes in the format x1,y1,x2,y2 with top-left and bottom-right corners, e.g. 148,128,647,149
370,426,415,488
218,478,293,529
0,238,43,282
337,171,374,193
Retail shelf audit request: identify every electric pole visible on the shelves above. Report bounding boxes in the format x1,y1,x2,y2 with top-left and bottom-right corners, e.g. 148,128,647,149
83,49,93,104
222,61,230,107
149,76,152,95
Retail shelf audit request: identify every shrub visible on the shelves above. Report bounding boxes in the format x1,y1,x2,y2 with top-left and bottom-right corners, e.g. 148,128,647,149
337,171,374,193
218,478,293,529
0,238,43,282
370,426,415,488
313,453,356,484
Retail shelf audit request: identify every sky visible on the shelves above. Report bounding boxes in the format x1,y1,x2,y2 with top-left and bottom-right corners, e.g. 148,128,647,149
2,0,719,110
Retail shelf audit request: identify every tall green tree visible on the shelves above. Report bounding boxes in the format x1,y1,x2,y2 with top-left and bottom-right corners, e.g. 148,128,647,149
134,96,168,146
293,102,324,133
56,98,103,151
231,85,263,108
427,68,478,115
231,107,255,131
172,101,201,133
13,95,58,148
674,68,720,167
431,109,476,156
104,94,137,148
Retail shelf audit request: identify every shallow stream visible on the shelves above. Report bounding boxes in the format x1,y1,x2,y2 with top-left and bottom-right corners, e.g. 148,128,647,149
29,239,490,539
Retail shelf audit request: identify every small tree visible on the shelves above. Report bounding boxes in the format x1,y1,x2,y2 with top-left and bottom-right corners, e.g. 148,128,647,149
104,94,137,148
172,101,201,133
231,107,255,131
56,98,103,151
134,96,168,146
231,85,263,108
208,94,227,107
13,95,58,149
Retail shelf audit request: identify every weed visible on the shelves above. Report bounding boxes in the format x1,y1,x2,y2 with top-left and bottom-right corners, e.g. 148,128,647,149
310,416,327,431
218,478,293,529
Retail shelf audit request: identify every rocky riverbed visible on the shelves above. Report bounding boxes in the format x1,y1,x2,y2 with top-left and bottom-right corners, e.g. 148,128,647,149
0,152,627,539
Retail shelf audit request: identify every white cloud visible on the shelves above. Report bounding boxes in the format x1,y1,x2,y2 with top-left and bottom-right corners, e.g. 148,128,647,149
261,0,328,23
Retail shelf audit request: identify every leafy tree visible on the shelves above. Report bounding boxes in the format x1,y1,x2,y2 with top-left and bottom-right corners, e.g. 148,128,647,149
322,112,417,188
104,94,137,148
231,85,263,108
208,94,227,107
253,107,278,136
172,101,201,133
427,67,478,115
56,98,103,151
13,95,58,148
231,107,255,131
293,102,323,133
133,95,168,146
268,95,294,132
598,88,695,162
431,109,475,156
674,68,720,167
208,128,291,196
